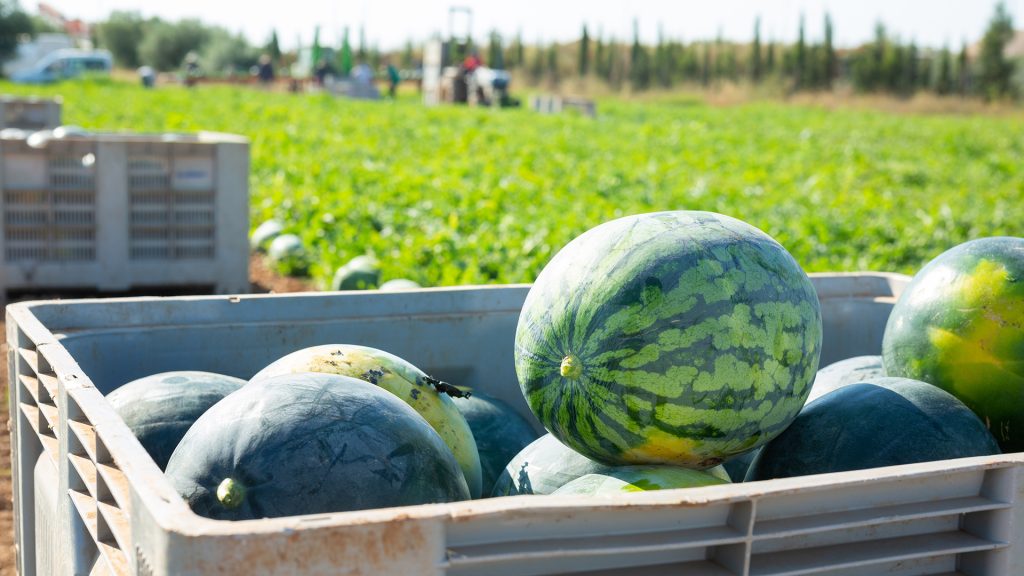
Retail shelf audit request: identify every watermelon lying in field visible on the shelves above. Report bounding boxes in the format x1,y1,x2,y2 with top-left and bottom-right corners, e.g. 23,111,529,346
332,255,381,290
106,371,244,470
551,465,729,496
882,237,1024,452
745,377,1000,481
515,211,822,469
453,391,540,496
165,373,469,520
250,219,284,252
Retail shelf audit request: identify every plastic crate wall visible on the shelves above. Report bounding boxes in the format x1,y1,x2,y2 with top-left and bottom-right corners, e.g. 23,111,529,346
0,97,62,130
0,132,249,297
7,276,1024,576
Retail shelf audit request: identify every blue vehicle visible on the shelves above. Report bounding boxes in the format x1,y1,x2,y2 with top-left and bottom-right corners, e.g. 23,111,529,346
11,49,112,84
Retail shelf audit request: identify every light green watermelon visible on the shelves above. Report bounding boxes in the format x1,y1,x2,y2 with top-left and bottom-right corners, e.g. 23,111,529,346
515,211,822,469
492,433,729,496
551,466,729,496
806,355,886,404
380,278,421,291
250,219,284,252
882,237,1024,452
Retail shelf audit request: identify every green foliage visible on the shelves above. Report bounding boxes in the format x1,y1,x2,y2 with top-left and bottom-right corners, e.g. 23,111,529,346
265,30,281,62
202,30,260,75
978,1,1016,100
579,24,590,76
29,14,59,35
0,1,31,63
139,19,210,72
488,31,503,70
4,80,1022,288
96,11,147,68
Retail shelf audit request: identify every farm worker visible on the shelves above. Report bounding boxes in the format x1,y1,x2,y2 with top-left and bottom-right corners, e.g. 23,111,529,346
462,51,481,73
138,65,155,88
256,54,275,86
314,58,333,86
386,61,400,98
182,52,201,87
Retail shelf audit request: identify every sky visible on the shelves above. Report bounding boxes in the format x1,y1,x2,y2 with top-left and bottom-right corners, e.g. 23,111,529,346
63,0,1022,51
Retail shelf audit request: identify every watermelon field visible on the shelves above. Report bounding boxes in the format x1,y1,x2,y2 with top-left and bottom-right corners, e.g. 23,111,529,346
2,79,1023,289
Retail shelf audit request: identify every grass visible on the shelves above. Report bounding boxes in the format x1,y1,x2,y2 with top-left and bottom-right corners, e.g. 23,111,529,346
2,79,1022,288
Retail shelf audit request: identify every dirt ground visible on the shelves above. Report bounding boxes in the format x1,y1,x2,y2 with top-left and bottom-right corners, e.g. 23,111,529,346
0,255,313,575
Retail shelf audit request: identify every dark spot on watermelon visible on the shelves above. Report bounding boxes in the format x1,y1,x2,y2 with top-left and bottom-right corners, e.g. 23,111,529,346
361,368,385,385
424,376,471,398
410,389,421,400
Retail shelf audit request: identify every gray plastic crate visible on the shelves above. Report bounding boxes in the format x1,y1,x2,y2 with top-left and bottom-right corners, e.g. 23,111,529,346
7,273,1023,576
0,96,62,130
0,131,249,298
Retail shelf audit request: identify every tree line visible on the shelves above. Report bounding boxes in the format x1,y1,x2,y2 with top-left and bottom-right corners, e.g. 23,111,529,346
0,1,1019,100
495,4,1019,100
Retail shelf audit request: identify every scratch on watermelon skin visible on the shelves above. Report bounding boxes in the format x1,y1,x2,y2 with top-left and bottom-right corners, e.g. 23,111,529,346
883,237,1024,452
515,211,822,468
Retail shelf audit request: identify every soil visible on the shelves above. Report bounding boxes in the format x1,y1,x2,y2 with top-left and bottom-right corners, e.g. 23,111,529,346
0,255,314,575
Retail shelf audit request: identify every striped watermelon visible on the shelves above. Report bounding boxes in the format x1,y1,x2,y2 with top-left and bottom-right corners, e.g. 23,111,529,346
515,211,822,468
882,237,1024,452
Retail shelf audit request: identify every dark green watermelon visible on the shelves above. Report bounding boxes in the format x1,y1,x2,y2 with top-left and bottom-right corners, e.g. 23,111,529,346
745,377,1000,481
492,433,728,496
165,373,469,520
551,466,729,496
515,211,822,469
882,237,1024,452
806,355,885,404
106,371,244,470
453,391,540,496
722,449,760,483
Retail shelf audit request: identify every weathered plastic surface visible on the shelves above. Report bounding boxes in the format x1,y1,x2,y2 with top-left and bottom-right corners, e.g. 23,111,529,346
0,96,61,130
0,131,249,297
8,273,1024,575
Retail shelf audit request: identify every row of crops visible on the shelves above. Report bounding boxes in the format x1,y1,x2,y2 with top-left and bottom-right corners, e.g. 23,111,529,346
4,80,1022,288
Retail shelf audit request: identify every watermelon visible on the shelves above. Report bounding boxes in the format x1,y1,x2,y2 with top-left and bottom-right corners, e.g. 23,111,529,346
267,234,309,276
250,219,284,252
722,449,760,483
380,278,421,291
745,377,1000,481
492,433,728,496
106,371,244,470
806,355,885,404
882,237,1024,453
165,373,469,520
515,211,822,468
251,344,483,498
332,255,381,290
551,466,729,496
453,391,540,496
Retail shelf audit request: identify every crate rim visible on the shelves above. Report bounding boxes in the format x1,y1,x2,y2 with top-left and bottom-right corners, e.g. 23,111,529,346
10,270,1019,544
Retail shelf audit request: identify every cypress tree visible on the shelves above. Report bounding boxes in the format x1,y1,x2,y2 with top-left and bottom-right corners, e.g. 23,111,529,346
579,24,590,76
751,16,762,82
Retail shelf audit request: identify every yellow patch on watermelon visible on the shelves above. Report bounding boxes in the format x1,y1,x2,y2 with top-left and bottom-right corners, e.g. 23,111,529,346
927,259,1024,400
621,430,703,466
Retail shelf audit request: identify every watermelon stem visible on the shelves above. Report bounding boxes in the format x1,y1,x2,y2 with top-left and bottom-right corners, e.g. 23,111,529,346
217,478,246,509
560,355,583,379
